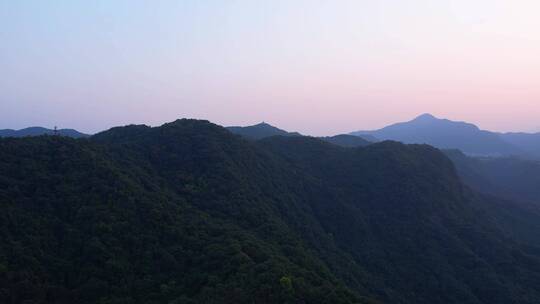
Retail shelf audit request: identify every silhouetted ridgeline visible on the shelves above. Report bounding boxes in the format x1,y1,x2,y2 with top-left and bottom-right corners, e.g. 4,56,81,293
0,127,89,138
227,122,371,147
445,149,540,205
351,113,540,159
226,122,301,139
1,119,540,303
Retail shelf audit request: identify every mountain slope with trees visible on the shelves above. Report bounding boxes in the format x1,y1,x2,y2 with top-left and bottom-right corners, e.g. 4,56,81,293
445,150,540,205
499,132,540,159
0,127,89,138
351,114,523,157
226,122,301,139
319,134,371,147
1,119,540,304
227,123,372,147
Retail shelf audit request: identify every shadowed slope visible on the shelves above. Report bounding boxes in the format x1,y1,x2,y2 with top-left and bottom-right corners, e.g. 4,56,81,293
0,127,89,138
351,114,521,156
1,119,540,304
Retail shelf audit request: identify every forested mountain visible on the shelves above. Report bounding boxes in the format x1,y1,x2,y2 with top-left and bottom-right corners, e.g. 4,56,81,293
226,122,301,139
2,119,540,304
499,132,540,159
354,134,379,143
1,123,363,304
227,123,372,147
0,127,89,138
319,134,371,147
445,150,540,205
350,114,523,157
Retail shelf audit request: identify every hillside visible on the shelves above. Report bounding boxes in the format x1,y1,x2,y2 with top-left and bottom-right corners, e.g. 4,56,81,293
445,150,540,205
351,114,522,157
0,127,89,138
320,134,371,147
1,120,540,303
259,136,540,303
227,123,372,147
499,132,540,159
1,124,365,304
226,122,301,139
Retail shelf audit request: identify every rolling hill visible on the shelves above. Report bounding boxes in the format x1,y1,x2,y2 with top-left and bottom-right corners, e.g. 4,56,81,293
351,114,522,157
226,122,301,139
499,132,540,159
445,150,540,205
1,119,540,303
227,123,372,147
319,134,371,147
0,127,89,138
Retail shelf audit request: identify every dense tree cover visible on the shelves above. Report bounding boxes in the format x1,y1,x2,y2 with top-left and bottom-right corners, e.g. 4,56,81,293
445,149,540,204
259,136,540,303
226,122,301,140
226,122,371,147
444,150,540,245
0,127,88,138
1,119,540,303
319,135,371,147
0,123,370,304
499,132,540,160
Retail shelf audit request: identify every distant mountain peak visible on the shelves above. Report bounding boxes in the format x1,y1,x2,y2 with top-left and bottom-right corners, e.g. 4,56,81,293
413,113,437,122
253,122,275,128
226,122,300,139
350,114,521,156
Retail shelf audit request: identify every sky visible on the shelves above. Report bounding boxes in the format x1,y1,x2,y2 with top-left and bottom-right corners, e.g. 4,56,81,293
1,0,540,135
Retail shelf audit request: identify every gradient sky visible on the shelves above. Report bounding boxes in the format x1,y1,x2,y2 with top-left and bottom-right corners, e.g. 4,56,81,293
2,0,540,135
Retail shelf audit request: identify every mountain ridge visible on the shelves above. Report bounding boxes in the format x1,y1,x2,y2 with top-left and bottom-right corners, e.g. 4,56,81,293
226,122,301,139
0,126,89,138
350,114,532,157
2,118,540,303
227,122,374,147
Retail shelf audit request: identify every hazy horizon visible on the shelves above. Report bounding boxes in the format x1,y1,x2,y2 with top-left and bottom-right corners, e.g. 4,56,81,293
2,112,540,138
2,1,540,136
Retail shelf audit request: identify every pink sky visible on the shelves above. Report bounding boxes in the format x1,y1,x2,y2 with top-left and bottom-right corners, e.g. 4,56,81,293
1,0,540,135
